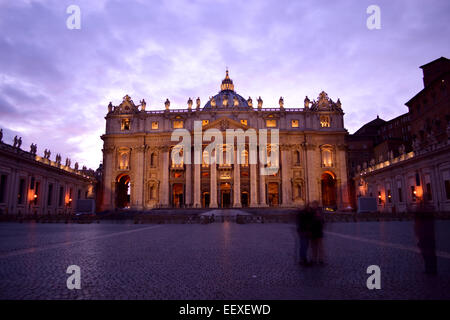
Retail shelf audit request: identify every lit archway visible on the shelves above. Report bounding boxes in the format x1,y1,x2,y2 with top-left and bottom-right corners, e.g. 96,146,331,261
172,183,184,208
116,174,130,209
321,171,337,209
267,182,280,206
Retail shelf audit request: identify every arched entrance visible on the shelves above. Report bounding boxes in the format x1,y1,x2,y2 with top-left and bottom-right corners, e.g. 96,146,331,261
268,182,279,206
321,171,337,209
116,174,130,209
220,182,231,208
172,183,184,208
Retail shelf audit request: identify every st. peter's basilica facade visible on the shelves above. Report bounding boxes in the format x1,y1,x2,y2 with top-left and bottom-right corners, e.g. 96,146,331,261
100,71,350,211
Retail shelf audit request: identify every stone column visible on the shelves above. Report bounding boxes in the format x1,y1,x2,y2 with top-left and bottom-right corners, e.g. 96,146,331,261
305,144,318,204
101,147,114,211
249,164,258,207
233,148,241,207
259,168,267,207
132,145,145,210
160,147,170,207
209,153,218,208
185,162,192,207
337,145,349,210
281,147,292,207
193,163,201,208
7,168,17,215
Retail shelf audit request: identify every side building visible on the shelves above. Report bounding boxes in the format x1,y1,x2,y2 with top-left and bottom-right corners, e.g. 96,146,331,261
353,57,450,212
0,136,96,215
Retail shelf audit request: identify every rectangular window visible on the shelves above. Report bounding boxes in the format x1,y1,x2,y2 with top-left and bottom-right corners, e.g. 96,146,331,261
78,189,81,200
398,188,403,202
387,190,392,203
30,177,35,190
0,174,7,203
47,183,53,206
378,191,382,204
266,119,277,128
291,120,299,128
202,120,209,126
445,180,450,200
173,120,184,129
426,183,432,201
320,116,330,128
121,119,131,131
240,119,248,126
59,186,64,207
151,121,159,130
18,179,25,205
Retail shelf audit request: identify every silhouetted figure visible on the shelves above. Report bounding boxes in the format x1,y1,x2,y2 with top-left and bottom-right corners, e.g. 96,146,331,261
311,207,325,265
414,209,437,275
296,201,316,266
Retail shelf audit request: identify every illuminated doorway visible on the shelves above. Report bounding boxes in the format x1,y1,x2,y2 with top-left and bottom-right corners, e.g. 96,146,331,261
116,174,130,209
172,183,184,208
268,182,279,206
321,171,337,208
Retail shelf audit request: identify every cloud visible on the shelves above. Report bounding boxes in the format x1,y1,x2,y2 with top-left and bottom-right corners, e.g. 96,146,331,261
0,0,449,169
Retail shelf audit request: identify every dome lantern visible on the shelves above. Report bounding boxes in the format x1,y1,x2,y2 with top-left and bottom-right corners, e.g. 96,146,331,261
220,69,235,92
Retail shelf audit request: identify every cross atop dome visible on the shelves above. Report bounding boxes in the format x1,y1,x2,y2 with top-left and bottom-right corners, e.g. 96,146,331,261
221,69,235,92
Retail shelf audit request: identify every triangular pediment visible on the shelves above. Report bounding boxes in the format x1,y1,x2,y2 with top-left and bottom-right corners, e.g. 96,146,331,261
202,116,253,131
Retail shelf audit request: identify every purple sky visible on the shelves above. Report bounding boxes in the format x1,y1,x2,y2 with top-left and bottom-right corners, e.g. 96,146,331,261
0,0,449,169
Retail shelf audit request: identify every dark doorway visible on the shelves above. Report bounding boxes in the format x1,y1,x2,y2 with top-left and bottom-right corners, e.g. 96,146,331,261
220,182,231,208
202,192,210,208
241,192,249,207
116,175,130,209
321,172,337,208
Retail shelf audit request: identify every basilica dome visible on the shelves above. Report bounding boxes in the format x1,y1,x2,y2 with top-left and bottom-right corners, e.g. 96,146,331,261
203,70,250,109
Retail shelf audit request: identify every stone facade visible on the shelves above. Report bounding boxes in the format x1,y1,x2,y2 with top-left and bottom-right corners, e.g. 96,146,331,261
0,138,96,215
100,71,350,211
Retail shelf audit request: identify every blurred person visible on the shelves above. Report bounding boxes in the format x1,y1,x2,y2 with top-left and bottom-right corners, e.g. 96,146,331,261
310,204,325,265
296,201,315,266
414,204,437,275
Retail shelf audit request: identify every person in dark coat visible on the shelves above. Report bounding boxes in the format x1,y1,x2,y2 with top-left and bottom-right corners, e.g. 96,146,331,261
414,207,437,275
310,206,325,265
296,201,316,266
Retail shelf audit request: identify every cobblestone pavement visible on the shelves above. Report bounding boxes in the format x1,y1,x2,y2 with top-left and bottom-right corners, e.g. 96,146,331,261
0,212,449,300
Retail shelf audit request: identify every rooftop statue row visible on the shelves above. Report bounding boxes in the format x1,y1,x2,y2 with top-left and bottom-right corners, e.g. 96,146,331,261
0,128,90,173
107,91,343,115
106,70,343,114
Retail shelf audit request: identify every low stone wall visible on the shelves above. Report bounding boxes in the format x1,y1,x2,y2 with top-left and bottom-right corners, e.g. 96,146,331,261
0,211,449,224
